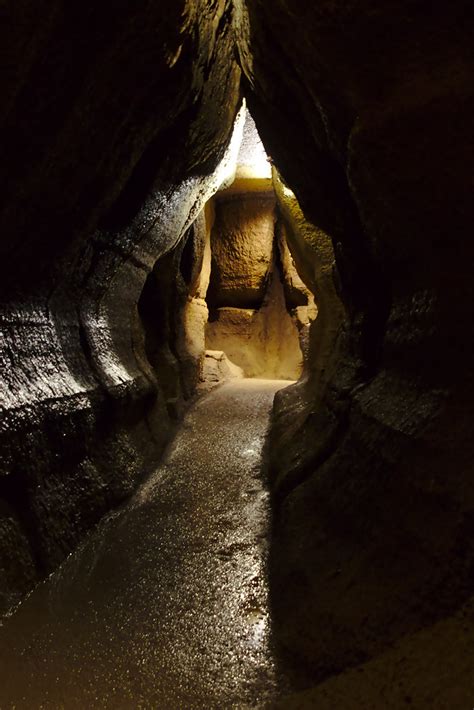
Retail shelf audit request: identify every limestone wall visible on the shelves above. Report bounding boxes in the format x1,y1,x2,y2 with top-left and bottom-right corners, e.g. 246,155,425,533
236,0,474,680
0,0,242,613
0,4,472,694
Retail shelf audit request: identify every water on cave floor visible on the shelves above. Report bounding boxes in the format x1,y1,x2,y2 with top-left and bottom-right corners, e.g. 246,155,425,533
0,379,293,709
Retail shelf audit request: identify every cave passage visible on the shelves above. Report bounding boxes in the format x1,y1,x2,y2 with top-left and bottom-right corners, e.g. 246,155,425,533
0,2,473,707
188,110,317,385
0,380,293,708
204,182,311,382
0,103,324,706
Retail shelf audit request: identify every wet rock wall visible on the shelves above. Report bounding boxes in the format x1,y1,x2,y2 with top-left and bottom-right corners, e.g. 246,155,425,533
236,0,474,680
0,3,473,694
0,1,241,613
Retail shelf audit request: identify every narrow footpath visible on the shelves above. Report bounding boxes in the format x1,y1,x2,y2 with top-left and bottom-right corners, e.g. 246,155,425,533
0,380,291,709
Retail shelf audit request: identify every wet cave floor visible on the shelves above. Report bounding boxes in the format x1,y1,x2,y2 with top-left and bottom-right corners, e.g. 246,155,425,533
0,379,293,709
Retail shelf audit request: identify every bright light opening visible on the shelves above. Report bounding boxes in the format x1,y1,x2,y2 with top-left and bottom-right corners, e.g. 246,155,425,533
235,109,272,181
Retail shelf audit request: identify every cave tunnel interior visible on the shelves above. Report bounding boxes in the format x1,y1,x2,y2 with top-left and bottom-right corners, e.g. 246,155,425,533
0,1,473,707
138,105,322,421
204,110,317,383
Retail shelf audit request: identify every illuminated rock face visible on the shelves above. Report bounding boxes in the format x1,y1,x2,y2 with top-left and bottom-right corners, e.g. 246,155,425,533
205,188,310,381
235,111,272,181
0,0,241,612
207,192,275,309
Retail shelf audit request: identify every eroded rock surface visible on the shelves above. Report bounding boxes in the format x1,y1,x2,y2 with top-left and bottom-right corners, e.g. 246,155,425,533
206,268,303,381
235,0,474,686
207,191,276,309
0,2,473,705
0,0,242,612
205,185,307,381
202,349,244,384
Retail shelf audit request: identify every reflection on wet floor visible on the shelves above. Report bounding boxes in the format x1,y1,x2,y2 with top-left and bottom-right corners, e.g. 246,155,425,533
0,379,292,709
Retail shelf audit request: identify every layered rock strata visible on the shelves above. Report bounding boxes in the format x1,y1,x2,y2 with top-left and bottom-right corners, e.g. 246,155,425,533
0,0,242,612
236,0,474,682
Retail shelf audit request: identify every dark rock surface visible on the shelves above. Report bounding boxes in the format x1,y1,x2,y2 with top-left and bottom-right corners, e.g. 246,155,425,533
0,0,473,702
235,0,474,682
0,0,241,612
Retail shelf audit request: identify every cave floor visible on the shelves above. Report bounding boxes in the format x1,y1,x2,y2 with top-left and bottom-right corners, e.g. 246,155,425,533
0,379,294,709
